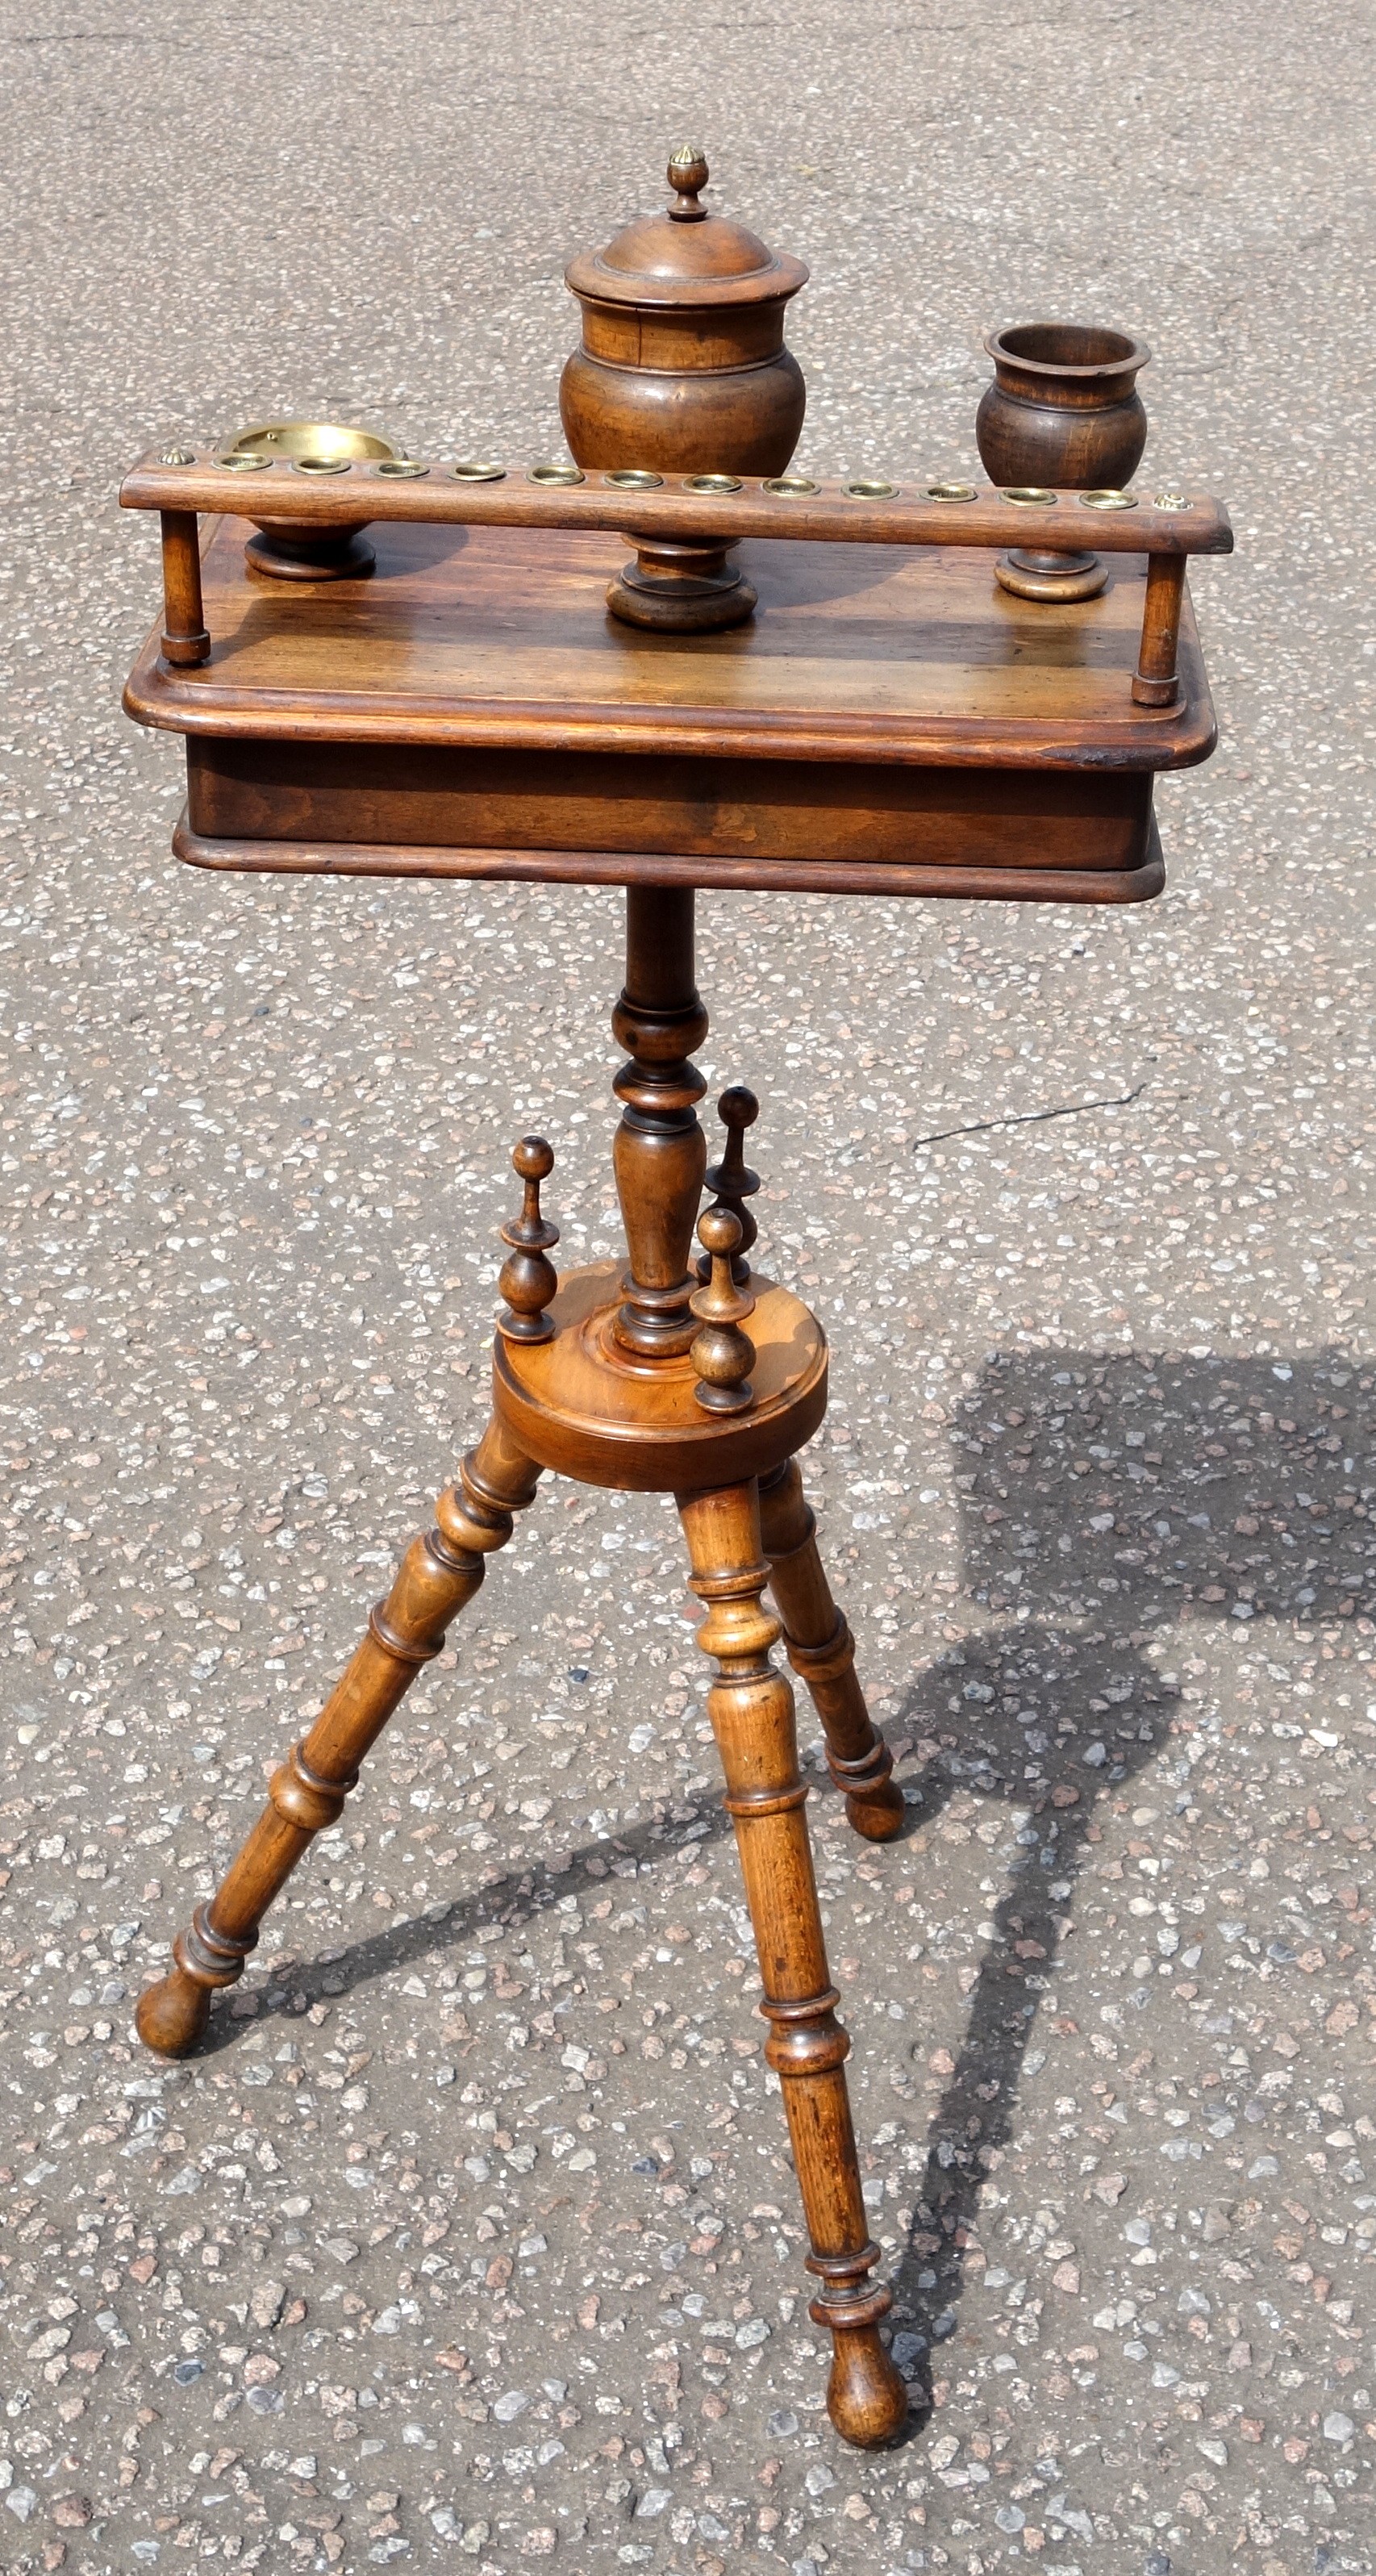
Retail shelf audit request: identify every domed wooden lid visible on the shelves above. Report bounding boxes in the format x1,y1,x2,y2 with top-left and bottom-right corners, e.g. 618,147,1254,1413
565,148,808,311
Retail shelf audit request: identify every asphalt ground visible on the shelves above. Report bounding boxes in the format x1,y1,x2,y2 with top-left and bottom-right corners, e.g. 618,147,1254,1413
1,2,1373,2571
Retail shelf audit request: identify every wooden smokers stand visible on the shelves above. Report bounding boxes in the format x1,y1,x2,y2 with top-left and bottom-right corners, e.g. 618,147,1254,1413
119,165,1229,2449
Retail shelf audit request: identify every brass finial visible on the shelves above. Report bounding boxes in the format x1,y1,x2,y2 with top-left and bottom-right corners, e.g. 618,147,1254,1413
497,1138,560,1343
690,1207,757,1414
667,145,710,220
697,1084,760,1284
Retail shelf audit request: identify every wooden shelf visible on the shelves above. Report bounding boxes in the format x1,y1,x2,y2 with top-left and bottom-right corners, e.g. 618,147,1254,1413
127,519,1214,767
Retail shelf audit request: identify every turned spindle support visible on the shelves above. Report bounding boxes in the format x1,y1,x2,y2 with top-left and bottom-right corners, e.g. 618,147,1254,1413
498,1136,560,1342
690,1206,757,1413
611,887,708,1358
698,1083,760,1284
677,1480,907,2446
159,510,210,667
1132,552,1186,708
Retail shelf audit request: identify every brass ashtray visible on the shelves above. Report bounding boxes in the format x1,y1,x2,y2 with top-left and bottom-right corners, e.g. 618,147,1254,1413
226,421,399,579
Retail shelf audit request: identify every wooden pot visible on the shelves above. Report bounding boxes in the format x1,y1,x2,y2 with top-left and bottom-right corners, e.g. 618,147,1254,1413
976,323,1150,601
561,149,808,629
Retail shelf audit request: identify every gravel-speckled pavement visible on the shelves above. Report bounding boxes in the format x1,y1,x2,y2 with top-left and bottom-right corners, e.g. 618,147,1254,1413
2,3,1373,2570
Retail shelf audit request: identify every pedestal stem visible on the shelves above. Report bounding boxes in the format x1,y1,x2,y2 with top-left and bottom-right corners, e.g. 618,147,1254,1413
611,887,708,1356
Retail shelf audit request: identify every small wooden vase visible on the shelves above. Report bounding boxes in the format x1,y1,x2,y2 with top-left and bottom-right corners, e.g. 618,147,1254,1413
225,422,402,579
561,148,808,630
976,324,1150,603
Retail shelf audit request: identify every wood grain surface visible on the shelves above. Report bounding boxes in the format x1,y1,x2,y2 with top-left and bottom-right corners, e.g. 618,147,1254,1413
171,809,1165,904
125,517,1216,771
120,453,1232,557
183,737,1153,867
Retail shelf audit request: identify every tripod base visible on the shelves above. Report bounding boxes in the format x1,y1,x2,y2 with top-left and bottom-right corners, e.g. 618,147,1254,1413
134,1309,907,2444
134,894,908,2447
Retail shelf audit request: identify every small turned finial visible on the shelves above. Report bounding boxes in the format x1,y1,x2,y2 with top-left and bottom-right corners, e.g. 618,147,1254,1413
697,1083,761,1285
498,1137,560,1343
667,144,710,220
690,1206,757,1414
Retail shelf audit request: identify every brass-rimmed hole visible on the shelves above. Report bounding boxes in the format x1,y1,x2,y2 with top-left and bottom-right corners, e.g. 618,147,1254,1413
1002,486,1057,506
375,457,430,479
926,482,976,502
684,474,742,494
292,454,352,476
1153,490,1191,511
844,479,898,499
604,469,664,490
1080,487,1137,511
762,476,818,496
216,452,273,472
453,461,506,482
527,464,585,486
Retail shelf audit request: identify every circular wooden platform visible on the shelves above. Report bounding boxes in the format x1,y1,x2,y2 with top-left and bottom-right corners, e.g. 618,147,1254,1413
492,1259,828,1493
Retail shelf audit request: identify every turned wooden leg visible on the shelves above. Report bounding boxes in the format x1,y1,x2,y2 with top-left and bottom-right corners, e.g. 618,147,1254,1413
759,1458,904,1843
678,1479,907,2449
136,1419,541,2057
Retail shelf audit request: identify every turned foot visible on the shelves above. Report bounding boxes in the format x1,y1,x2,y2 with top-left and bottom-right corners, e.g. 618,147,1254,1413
839,1768,907,1843
136,1964,212,2057
824,2323,910,2446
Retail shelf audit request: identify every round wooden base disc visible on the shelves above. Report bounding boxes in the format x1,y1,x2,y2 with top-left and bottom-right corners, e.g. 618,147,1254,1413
244,531,376,582
494,1259,827,1493
994,550,1107,603
607,570,758,633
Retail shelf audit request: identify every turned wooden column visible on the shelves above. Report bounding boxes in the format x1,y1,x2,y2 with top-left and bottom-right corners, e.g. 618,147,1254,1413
136,1419,540,2056
1132,552,1186,707
611,886,709,1356
159,511,210,667
678,1477,907,2446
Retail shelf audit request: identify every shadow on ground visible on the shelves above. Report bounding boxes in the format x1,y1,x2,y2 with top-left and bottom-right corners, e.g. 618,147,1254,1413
192,1797,738,2056
885,1341,1371,2415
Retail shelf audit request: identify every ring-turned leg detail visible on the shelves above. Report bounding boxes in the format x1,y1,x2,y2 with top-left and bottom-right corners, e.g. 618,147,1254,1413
136,1417,541,2056
677,1479,907,2448
759,1458,904,1842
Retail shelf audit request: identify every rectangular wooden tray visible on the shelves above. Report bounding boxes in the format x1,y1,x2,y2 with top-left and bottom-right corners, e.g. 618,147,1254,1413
126,516,1217,901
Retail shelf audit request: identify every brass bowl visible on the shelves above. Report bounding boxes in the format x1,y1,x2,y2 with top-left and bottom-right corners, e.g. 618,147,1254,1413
225,421,399,579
